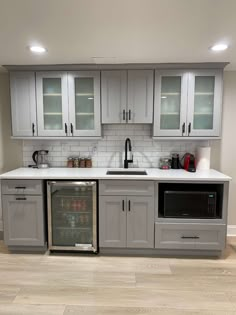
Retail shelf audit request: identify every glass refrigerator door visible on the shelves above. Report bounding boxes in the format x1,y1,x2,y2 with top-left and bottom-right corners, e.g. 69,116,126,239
47,182,97,252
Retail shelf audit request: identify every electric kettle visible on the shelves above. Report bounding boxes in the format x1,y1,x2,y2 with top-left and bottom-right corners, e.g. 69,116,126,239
32,150,49,169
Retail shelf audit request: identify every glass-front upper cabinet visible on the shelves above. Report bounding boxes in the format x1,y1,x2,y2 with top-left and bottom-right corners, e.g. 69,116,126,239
153,70,188,137
187,70,222,137
68,72,101,136
36,72,69,136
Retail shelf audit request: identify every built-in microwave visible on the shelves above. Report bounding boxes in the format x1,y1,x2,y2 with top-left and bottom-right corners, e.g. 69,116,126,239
163,191,217,218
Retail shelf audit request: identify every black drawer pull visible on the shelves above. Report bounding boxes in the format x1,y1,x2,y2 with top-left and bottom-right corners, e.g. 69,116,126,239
128,109,131,120
16,197,27,201
122,200,125,211
128,200,131,211
181,236,200,239
15,187,26,189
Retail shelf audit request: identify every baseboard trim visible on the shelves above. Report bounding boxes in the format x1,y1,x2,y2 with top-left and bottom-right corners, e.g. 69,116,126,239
227,225,236,236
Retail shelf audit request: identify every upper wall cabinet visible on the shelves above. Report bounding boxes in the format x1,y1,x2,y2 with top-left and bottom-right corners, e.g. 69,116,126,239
187,70,222,137
10,72,37,137
68,71,101,136
101,70,153,124
36,72,69,137
36,71,101,137
153,69,223,138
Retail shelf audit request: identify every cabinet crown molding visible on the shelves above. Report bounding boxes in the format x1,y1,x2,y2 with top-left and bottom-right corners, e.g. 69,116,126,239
4,62,229,72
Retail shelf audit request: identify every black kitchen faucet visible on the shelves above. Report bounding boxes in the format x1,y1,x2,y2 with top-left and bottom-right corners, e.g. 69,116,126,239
124,138,133,168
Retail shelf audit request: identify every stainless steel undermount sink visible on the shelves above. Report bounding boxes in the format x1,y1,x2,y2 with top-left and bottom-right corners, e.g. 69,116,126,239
106,170,147,175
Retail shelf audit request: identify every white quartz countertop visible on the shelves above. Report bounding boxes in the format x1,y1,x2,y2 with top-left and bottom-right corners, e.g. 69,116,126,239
0,167,231,181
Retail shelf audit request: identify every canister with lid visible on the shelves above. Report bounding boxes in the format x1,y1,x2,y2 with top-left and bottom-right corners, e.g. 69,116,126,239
67,157,74,168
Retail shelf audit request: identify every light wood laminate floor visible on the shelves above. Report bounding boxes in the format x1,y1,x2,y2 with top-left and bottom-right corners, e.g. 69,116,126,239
0,239,236,314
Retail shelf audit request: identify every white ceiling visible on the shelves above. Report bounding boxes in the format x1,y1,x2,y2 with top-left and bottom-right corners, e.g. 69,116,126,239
0,0,235,71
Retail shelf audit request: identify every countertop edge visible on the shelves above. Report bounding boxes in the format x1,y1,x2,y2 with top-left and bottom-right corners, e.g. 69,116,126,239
0,168,232,182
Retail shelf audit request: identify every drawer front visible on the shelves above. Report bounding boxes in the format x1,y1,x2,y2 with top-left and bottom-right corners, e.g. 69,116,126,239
194,225,226,250
2,180,43,195
155,223,226,250
99,180,154,196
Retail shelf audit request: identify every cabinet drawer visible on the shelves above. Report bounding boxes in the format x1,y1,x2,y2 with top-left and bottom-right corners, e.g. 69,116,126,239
155,223,226,250
99,180,154,196
2,180,43,195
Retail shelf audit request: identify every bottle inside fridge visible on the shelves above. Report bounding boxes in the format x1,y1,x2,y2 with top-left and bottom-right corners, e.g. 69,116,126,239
47,181,97,252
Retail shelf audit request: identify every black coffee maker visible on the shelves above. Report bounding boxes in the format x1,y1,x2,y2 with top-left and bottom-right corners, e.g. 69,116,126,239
171,153,180,169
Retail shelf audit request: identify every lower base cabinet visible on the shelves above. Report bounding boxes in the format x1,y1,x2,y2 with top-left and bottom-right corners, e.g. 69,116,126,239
3,196,45,246
155,222,226,250
99,196,154,248
2,179,45,248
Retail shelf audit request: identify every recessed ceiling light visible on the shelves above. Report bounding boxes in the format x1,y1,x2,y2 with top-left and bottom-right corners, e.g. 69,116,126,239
210,44,228,52
29,45,47,53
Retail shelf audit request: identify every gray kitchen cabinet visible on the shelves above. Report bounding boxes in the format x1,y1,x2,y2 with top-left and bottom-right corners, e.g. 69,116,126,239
126,196,154,248
101,70,127,123
153,69,223,138
3,195,45,246
36,72,69,137
101,70,153,124
36,71,101,137
153,70,188,137
99,180,154,248
99,196,126,248
1,180,45,248
68,71,101,136
155,223,226,250
10,72,37,137
2,179,43,195
187,70,222,137
99,180,154,196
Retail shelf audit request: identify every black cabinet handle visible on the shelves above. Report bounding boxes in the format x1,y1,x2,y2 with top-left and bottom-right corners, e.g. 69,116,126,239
182,122,185,136
181,236,200,239
15,187,26,189
32,123,35,136
70,123,73,136
123,110,126,121
16,197,27,201
128,109,131,121
128,200,131,211
65,123,68,135
122,200,125,211
188,123,191,135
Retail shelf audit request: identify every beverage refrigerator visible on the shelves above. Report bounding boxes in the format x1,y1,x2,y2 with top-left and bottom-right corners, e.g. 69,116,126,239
47,181,97,252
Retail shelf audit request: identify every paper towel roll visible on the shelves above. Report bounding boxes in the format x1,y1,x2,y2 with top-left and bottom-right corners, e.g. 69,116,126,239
196,146,211,170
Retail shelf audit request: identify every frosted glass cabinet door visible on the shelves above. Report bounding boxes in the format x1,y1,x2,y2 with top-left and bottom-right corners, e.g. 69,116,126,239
68,71,101,136
187,70,222,137
36,72,69,136
153,70,188,137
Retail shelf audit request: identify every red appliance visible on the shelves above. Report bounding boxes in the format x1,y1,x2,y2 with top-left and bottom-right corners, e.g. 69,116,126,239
183,153,196,172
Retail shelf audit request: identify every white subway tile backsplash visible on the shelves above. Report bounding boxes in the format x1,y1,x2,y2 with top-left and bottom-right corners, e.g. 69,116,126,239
22,125,206,168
